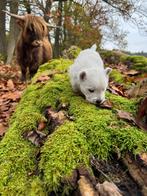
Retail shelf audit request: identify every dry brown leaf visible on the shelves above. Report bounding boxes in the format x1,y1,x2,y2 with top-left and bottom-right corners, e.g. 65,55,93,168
2,91,22,101
128,73,147,83
0,64,26,132
44,107,67,133
126,79,147,98
135,97,147,131
37,120,46,131
7,79,15,90
108,83,126,97
36,75,50,83
47,108,66,124
0,123,7,136
124,70,140,76
23,130,46,146
0,105,9,112
116,110,136,124
99,100,113,109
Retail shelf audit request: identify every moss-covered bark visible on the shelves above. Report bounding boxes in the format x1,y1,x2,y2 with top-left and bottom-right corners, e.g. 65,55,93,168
0,59,147,195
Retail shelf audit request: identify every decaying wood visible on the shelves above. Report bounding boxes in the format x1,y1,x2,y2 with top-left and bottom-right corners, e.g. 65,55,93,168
78,176,98,196
96,181,122,196
78,177,123,196
123,153,147,196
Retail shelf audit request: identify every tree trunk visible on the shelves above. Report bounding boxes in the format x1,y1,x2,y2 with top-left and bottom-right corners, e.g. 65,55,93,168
0,0,7,57
44,0,53,22
23,0,31,14
6,1,19,65
54,0,63,58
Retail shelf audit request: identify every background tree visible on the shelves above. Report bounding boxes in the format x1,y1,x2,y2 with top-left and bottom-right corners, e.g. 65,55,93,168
6,0,19,64
0,0,7,57
1,0,147,61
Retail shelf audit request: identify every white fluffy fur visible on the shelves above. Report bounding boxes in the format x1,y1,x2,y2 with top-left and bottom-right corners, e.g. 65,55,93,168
69,44,112,104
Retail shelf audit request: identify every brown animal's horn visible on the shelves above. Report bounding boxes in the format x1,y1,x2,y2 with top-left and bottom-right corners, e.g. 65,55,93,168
2,10,25,20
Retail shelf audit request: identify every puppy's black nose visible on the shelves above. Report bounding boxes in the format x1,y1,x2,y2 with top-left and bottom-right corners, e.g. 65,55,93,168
96,99,101,105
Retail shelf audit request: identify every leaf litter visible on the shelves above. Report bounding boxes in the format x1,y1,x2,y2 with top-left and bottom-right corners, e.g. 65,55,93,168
0,64,26,136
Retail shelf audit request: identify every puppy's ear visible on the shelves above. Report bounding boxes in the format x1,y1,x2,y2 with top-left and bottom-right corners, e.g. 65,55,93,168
79,71,86,81
105,67,112,76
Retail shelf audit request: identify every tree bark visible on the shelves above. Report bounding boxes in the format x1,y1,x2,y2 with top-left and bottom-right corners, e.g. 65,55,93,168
53,0,63,58
0,0,7,57
6,1,19,64
123,153,147,196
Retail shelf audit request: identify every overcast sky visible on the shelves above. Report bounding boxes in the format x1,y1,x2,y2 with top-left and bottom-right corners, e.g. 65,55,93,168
103,0,147,53
104,23,147,52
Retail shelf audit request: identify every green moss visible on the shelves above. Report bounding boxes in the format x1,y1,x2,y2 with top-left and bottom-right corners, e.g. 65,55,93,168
40,122,90,193
107,92,137,113
0,58,147,195
100,50,127,64
30,178,46,196
0,123,37,195
36,59,73,74
110,69,124,83
63,46,81,59
121,55,147,72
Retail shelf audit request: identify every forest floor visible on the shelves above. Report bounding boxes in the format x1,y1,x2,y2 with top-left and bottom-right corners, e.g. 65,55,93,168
0,63,26,136
0,56,147,195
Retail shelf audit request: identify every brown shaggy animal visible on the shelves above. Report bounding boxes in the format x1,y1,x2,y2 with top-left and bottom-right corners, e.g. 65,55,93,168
4,11,52,81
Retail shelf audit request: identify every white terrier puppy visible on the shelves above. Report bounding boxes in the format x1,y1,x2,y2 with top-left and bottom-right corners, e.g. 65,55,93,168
69,44,112,104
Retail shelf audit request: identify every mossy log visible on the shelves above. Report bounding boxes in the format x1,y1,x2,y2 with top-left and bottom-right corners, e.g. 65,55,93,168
0,59,147,195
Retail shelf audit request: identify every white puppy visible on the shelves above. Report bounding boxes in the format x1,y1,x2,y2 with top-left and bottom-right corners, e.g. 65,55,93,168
69,44,112,104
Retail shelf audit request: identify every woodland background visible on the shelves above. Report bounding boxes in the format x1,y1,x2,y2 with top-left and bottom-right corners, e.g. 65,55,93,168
1,0,147,64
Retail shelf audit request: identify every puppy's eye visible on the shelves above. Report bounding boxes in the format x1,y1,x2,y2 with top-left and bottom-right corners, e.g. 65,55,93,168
88,89,94,93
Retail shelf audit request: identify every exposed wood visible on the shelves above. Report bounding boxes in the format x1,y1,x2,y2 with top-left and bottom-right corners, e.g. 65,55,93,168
78,176,98,196
123,153,147,196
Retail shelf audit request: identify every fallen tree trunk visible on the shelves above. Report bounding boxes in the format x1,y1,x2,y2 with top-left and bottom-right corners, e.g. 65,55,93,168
123,153,147,196
0,59,147,195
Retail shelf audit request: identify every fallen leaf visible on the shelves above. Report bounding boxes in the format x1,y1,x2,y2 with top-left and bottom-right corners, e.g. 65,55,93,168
135,97,147,131
37,120,46,131
44,107,67,133
2,91,22,101
47,107,66,123
109,83,127,97
36,75,50,83
0,64,26,130
124,70,140,76
0,105,9,112
7,79,15,90
116,110,136,124
99,100,113,109
126,79,147,98
23,130,46,146
0,123,7,136
133,73,147,82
